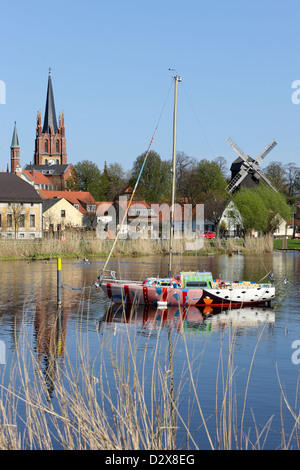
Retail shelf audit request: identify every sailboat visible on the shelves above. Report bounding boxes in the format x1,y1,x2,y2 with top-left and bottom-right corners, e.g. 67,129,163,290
97,76,276,308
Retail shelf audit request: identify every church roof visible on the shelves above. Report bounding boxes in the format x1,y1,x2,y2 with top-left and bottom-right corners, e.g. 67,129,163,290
42,69,58,134
11,122,19,148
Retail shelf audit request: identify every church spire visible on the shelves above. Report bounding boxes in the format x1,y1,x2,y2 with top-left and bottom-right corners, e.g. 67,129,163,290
10,121,20,173
11,121,20,148
42,67,58,134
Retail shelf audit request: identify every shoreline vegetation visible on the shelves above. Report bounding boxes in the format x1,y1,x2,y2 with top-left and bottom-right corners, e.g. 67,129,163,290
0,233,297,261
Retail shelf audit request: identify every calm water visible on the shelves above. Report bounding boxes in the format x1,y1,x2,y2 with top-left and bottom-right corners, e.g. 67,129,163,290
0,252,299,449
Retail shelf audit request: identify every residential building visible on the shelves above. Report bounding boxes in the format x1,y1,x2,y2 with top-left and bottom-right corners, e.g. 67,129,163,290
0,173,43,239
21,168,56,190
42,198,82,234
38,189,97,228
24,163,73,190
219,201,243,237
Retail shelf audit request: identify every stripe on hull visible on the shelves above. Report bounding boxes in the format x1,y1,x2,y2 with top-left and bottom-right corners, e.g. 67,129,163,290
101,282,203,306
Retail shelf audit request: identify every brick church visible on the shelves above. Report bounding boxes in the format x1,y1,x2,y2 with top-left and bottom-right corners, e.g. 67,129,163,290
33,67,67,166
10,69,73,189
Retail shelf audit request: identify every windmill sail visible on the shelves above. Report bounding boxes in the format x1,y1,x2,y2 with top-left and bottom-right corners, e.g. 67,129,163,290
254,140,277,165
257,170,278,192
226,167,248,193
226,137,249,162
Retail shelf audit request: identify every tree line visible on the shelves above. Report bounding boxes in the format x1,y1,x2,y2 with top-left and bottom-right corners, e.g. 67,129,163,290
66,151,300,236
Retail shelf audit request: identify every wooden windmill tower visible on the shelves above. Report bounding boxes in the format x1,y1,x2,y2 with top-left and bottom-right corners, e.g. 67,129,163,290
225,137,278,194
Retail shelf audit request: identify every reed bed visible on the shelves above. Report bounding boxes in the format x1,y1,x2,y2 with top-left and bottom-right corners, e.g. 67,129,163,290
0,301,297,450
0,234,274,260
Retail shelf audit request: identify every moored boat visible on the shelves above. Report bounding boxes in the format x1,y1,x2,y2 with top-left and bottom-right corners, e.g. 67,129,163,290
99,270,275,308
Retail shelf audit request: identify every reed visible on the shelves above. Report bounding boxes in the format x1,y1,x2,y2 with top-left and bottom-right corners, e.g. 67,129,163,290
0,234,274,260
0,300,292,450
244,234,274,253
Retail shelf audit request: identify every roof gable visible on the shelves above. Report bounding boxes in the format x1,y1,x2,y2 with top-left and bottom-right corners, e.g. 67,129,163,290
38,189,96,213
0,173,42,203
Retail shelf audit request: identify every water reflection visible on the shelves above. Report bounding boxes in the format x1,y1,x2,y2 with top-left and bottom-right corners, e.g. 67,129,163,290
100,301,276,336
34,306,66,398
0,254,298,449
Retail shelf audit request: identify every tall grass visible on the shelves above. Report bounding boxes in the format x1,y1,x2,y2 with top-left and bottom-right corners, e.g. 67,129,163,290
0,234,274,260
0,301,294,450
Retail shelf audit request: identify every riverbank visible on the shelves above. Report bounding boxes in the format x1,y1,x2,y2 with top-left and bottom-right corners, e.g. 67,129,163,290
0,234,278,260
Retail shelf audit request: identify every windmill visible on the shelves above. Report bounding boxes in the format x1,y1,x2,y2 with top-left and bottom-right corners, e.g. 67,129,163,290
225,137,278,194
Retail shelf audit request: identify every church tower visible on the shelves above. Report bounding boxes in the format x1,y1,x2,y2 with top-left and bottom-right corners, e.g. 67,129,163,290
10,121,20,173
34,68,67,165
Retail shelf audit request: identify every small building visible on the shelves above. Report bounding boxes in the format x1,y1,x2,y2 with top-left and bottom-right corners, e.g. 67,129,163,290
38,189,97,228
0,173,43,239
219,201,243,237
42,198,82,234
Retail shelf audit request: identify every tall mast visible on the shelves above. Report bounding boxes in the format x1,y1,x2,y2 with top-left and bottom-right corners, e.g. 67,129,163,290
168,75,181,277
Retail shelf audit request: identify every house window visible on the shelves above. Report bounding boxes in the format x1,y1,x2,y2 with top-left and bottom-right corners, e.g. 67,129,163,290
61,210,65,218
74,204,79,210
30,214,35,227
56,140,59,153
19,214,25,227
45,140,48,153
7,214,12,228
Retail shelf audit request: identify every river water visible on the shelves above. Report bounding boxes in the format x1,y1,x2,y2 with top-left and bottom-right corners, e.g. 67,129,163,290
0,252,299,449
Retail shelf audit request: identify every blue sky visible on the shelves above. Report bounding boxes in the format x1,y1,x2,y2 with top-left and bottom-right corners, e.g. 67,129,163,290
0,0,299,174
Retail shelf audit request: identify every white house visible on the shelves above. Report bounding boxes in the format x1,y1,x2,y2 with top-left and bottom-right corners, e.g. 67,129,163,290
219,201,243,237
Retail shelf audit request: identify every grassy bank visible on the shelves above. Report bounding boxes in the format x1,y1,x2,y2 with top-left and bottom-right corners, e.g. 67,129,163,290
0,234,276,260
273,238,300,250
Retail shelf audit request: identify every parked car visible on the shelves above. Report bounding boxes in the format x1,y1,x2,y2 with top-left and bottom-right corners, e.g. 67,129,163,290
204,231,215,239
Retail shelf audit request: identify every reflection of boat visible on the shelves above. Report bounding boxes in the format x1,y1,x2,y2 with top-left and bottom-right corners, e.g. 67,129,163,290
99,303,275,335
205,307,275,326
97,75,275,308
102,302,204,330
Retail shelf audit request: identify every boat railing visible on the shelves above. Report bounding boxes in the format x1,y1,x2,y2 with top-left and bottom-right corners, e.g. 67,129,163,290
101,277,143,285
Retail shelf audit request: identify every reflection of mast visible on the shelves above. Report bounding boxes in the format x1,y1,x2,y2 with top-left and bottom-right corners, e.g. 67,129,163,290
34,302,66,399
44,307,63,399
167,326,176,448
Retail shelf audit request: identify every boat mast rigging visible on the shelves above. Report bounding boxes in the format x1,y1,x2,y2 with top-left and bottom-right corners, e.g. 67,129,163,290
168,74,181,278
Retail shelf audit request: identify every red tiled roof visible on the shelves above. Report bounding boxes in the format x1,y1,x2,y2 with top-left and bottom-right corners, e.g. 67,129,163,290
38,189,96,214
23,169,52,185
